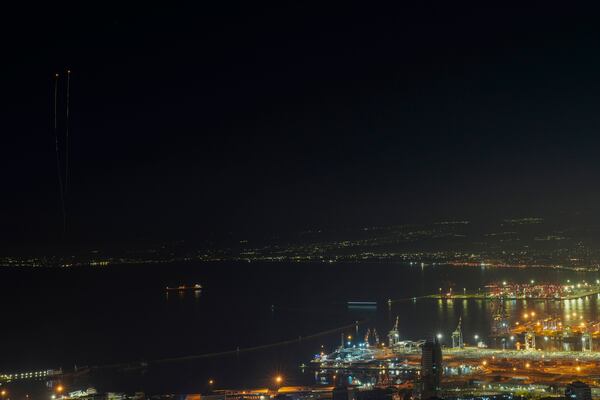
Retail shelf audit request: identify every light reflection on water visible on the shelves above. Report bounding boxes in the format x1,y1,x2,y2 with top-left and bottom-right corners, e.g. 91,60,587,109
392,294,600,352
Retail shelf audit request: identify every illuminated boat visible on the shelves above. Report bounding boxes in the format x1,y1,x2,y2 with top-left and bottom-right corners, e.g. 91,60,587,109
165,283,202,292
347,301,377,310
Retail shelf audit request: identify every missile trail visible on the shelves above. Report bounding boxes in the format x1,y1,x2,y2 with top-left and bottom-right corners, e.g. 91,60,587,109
65,69,71,196
53,73,66,235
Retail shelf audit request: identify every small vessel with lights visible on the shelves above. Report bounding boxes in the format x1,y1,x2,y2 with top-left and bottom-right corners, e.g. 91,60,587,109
165,283,202,292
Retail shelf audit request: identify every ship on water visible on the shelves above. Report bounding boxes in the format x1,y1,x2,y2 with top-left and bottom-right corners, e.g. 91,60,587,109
165,283,202,292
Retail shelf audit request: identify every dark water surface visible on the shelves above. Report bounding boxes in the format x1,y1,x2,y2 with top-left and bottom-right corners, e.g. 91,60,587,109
1,263,598,394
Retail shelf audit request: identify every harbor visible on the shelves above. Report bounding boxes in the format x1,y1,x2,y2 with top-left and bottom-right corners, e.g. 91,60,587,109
5,270,600,400
426,281,600,301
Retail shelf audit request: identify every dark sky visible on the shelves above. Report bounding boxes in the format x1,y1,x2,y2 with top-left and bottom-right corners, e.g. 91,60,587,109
2,2,600,250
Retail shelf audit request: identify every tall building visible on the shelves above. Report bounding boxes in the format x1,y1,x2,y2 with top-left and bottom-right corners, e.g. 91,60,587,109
565,381,592,400
451,317,464,349
420,338,442,399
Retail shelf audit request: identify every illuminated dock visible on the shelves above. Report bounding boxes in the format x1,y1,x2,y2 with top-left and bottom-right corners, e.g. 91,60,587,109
427,280,600,301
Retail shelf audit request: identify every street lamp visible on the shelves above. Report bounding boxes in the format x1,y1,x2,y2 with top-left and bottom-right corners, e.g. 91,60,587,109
275,376,283,385
436,333,443,340
474,334,479,341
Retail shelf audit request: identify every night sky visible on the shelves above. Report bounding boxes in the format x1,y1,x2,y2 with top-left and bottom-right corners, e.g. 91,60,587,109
2,3,600,250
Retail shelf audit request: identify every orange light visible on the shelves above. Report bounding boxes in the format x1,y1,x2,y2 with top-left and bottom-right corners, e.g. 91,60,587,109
531,311,536,317
1,390,6,396
275,376,283,384
209,379,214,385
56,385,64,393
525,363,530,368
